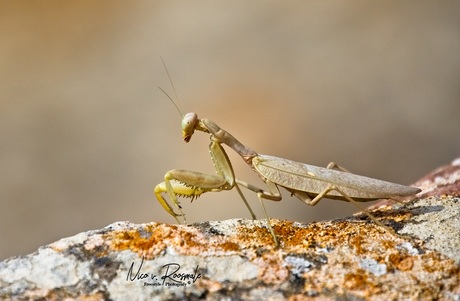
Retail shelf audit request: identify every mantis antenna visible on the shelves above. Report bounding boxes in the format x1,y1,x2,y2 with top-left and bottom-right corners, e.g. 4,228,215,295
159,57,183,117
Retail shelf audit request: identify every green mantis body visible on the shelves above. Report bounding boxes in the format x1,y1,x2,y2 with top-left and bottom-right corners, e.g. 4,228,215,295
154,112,421,247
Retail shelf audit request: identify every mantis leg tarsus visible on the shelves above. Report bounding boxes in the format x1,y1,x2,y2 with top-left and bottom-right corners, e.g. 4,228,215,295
326,162,351,173
154,182,185,223
256,192,279,248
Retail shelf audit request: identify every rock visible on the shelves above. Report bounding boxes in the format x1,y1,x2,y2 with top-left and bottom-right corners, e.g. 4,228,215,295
1,160,460,300
412,158,460,198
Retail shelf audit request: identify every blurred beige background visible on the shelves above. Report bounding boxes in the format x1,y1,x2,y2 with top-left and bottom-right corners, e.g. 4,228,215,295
1,1,459,260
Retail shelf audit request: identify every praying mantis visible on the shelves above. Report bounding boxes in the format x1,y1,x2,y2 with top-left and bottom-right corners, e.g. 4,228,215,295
154,67,421,247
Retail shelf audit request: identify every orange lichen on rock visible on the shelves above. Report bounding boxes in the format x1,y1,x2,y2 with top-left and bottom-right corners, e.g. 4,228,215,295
107,222,244,258
388,252,414,271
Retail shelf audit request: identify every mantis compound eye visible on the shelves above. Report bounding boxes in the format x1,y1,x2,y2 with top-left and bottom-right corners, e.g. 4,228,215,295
181,112,198,142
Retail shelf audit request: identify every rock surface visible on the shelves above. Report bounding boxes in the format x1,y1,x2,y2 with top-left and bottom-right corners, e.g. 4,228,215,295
1,159,460,301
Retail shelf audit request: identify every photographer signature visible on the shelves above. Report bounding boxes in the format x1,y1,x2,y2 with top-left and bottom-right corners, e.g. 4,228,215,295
126,256,202,287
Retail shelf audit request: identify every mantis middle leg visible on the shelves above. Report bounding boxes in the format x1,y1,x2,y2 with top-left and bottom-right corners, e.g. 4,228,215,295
235,179,283,247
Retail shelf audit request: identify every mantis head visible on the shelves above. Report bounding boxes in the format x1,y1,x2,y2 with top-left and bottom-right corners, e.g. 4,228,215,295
181,112,199,142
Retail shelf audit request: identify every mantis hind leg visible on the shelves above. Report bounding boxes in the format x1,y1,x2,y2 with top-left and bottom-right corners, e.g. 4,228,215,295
327,162,406,206
294,184,398,236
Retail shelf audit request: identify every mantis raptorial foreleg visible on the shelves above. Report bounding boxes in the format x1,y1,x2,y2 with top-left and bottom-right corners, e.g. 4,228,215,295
154,138,257,224
155,177,201,223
